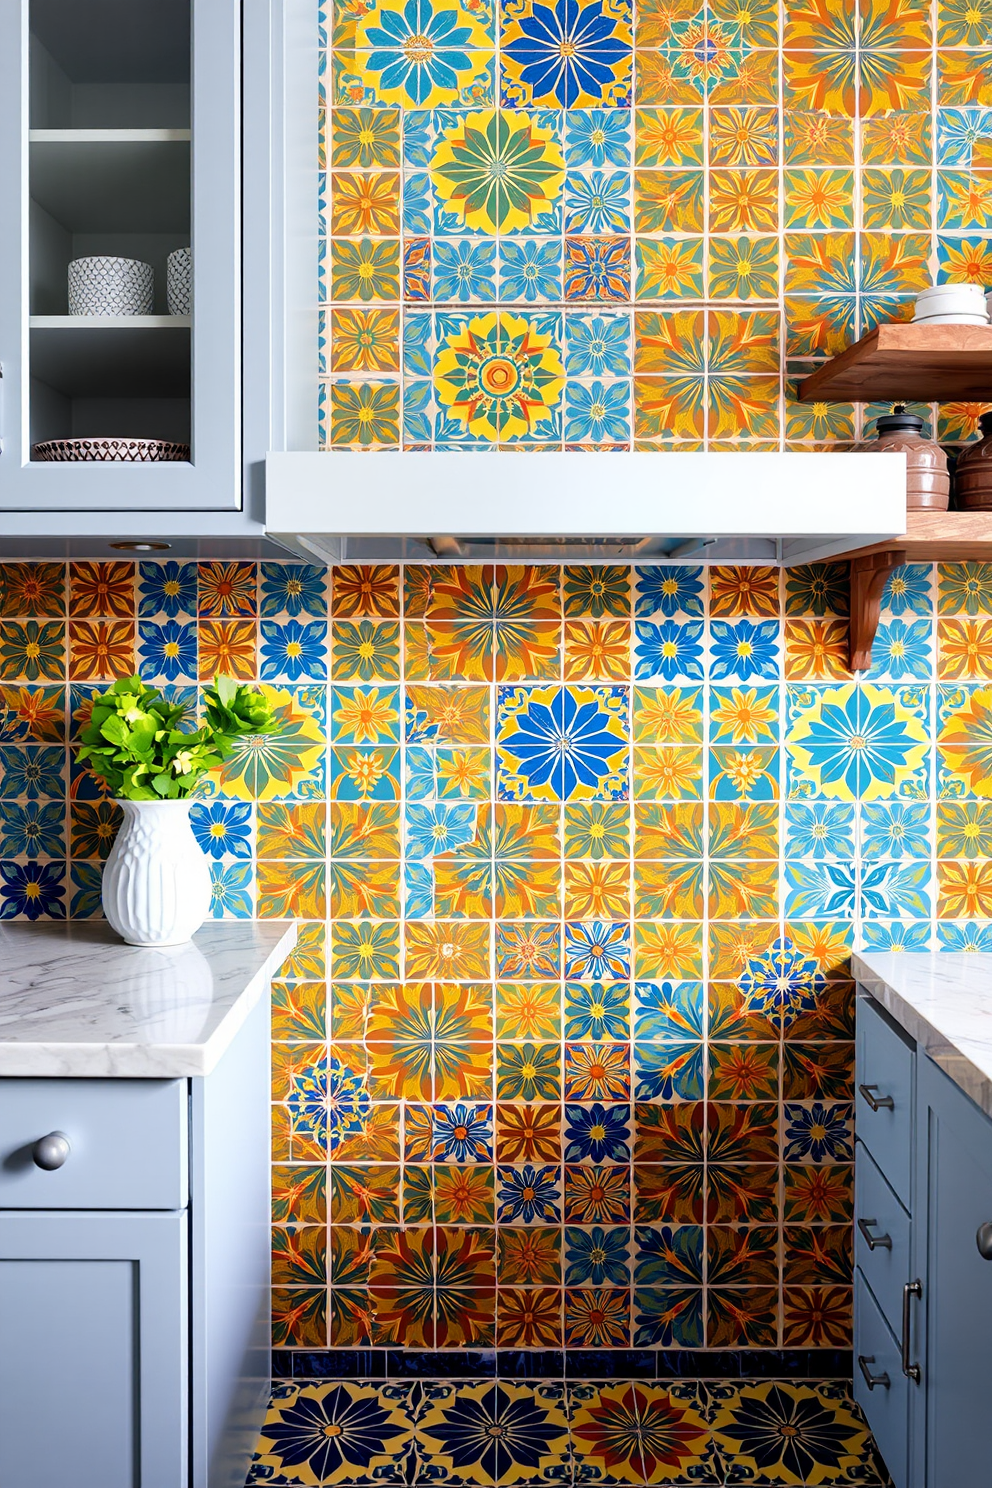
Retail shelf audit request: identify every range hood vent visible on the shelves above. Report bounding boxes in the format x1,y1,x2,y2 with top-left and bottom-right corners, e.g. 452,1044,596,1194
266,450,906,566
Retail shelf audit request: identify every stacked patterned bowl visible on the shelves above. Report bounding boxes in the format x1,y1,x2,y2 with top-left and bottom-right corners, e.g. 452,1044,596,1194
67,256,154,316
912,282,989,326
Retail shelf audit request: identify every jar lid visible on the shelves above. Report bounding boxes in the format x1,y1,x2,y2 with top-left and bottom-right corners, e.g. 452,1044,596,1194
876,404,924,435
980,410,992,438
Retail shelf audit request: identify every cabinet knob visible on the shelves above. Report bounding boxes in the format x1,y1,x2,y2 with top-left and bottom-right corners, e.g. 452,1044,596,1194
858,1082,895,1112
32,1131,71,1171
976,1223,992,1260
857,1216,893,1250
858,1354,890,1392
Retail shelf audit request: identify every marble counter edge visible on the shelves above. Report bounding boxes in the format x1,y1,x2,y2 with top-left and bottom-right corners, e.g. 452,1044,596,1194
0,923,297,1078
852,951,992,1120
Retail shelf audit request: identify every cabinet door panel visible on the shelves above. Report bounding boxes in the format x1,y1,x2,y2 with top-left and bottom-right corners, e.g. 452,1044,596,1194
857,995,915,1209
855,1141,911,1339
854,1267,909,1488
0,1211,187,1488
919,1054,992,1488
0,0,240,511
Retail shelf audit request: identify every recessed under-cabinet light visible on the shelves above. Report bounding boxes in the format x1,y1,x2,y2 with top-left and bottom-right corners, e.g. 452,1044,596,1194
109,541,172,552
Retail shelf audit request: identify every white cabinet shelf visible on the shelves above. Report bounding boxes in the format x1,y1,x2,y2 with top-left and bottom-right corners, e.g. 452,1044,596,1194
30,316,190,329
30,129,191,143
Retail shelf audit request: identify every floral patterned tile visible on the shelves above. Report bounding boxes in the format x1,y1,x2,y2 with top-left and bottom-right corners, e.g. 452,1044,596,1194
247,1379,892,1486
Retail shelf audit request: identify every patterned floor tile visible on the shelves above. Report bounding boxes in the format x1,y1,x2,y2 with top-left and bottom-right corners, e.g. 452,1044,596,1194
416,1379,571,1485
247,1378,891,1488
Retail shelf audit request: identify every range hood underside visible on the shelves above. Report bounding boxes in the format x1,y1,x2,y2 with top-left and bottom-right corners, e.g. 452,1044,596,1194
275,532,879,565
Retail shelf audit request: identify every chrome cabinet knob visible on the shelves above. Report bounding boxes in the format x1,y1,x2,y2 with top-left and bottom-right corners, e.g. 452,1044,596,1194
32,1131,70,1171
977,1223,992,1259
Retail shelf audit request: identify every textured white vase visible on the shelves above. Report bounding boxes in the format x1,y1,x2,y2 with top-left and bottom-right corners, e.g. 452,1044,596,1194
102,799,212,947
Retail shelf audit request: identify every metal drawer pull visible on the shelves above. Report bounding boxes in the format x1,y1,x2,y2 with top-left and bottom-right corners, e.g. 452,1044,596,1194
858,1355,890,1391
32,1131,71,1171
902,1279,922,1382
858,1217,892,1250
859,1082,895,1112
976,1223,992,1259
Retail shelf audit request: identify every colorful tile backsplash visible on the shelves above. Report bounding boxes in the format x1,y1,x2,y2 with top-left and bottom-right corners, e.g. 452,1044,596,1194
3,557,992,1360
318,0,992,449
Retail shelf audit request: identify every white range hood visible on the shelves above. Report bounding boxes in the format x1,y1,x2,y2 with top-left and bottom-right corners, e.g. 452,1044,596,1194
265,450,906,565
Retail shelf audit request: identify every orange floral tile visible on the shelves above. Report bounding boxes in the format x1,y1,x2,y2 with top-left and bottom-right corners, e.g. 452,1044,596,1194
69,562,134,619
785,618,852,679
198,619,257,679
68,620,135,680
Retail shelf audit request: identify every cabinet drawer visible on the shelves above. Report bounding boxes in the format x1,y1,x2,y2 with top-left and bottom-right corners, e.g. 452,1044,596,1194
854,1267,909,1488
856,995,915,1209
0,1080,187,1211
855,1143,911,1338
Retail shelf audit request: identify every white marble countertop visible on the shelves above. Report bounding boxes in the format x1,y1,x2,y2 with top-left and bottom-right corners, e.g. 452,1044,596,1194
0,921,296,1077
853,951,992,1118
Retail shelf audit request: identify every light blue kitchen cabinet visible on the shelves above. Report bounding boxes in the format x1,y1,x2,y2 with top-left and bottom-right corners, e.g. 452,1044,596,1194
854,992,992,1488
0,988,271,1488
0,1212,189,1488
914,1050,992,1486
0,0,315,535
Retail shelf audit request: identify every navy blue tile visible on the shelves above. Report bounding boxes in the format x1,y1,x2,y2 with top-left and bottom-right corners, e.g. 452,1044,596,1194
386,1350,498,1377
652,1350,853,1378
290,1351,386,1378
565,1350,657,1378
270,1346,853,1382
498,1350,565,1378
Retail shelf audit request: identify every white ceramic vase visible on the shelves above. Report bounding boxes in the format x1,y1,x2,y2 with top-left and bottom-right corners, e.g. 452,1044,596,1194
102,799,211,947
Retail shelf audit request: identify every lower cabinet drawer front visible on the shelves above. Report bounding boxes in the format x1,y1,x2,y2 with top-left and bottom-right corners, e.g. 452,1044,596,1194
854,1268,910,1488
855,1142,911,1338
857,995,915,1209
0,1079,187,1210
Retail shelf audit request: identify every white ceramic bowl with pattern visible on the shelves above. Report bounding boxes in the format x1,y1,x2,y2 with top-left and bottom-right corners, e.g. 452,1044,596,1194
68,256,153,316
167,247,192,316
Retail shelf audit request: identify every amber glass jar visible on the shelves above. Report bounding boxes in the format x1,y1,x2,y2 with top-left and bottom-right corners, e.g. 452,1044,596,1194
955,411,992,511
865,405,949,512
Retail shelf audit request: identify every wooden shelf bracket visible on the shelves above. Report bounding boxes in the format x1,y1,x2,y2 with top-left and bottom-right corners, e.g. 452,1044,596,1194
849,549,907,671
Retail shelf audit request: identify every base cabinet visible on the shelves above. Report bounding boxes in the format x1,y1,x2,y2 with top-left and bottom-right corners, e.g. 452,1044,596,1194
854,1267,910,1488
855,993,992,1488
0,993,270,1488
916,1051,992,1487
0,1213,187,1488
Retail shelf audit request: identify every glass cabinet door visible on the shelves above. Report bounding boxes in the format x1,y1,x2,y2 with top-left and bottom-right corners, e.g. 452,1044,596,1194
0,0,241,512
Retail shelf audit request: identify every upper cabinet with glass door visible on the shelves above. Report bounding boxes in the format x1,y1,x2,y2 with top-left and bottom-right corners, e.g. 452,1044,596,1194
0,0,241,513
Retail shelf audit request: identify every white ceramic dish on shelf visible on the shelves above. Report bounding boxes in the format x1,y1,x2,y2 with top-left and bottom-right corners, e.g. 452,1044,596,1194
912,311,990,325
67,256,154,316
913,282,989,324
32,438,190,462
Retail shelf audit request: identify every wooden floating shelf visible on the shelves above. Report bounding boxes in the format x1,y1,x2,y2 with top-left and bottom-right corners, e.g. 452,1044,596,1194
799,322,992,404
835,510,992,563
835,512,992,670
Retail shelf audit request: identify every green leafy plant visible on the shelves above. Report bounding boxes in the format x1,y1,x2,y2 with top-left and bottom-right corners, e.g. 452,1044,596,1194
77,675,277,800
